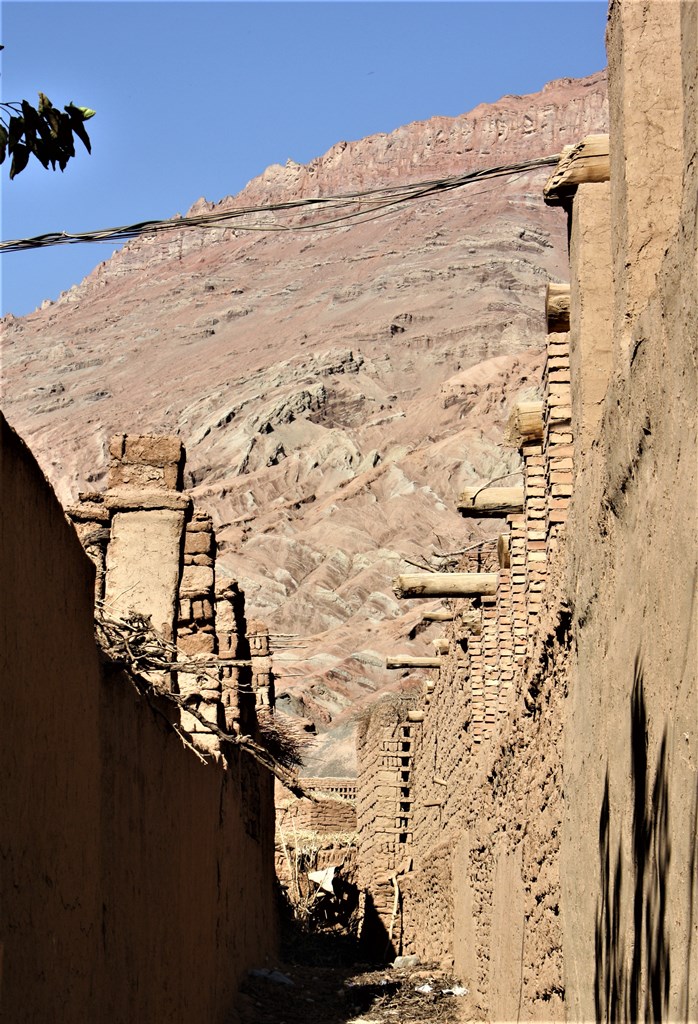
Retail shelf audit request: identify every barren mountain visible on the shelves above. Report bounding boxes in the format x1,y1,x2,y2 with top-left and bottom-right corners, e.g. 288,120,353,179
1,72,607,773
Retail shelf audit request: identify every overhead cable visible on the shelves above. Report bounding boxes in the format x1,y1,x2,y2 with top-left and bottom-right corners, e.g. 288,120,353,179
0,153,560,254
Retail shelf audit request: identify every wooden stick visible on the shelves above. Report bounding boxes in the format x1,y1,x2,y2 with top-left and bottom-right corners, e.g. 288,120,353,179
544,133,610,206
386,656,442,669
545,283,571,333
394,572,498,599
422,609,454,622
457,486,524,517
508,399,545,444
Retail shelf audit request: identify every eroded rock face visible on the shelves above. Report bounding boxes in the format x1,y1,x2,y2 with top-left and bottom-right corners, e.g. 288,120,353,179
1,72,607,773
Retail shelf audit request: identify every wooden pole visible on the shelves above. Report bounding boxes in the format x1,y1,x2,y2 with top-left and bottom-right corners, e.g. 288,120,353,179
386,655,442,669
422,609,454,622
544,134,610,206
545,283,571,333
508,399,544,445
393,572,498,599
457,486,524,517
406,710,425,723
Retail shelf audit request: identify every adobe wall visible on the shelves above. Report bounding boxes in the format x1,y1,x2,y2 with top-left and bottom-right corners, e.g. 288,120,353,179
563,3,698,1020
356,9,696,1020
0,414,277,1023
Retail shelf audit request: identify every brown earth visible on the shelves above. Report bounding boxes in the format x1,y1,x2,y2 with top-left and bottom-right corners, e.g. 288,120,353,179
0,71,607,774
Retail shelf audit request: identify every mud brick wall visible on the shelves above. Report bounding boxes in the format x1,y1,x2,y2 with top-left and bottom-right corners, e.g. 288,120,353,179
67,433,275,757
561,6,698,1017
356,698,418,953
543,332,573,559
216,580,256,734
177,511,216,656
373,323,578,1011
1,416,278,1024
277,793,357,835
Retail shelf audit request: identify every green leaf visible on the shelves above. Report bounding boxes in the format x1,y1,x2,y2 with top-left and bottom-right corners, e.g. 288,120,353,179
21,101,40,147
0,125,7,165
66,108,92,154
8,115,24,150
45,107,61,138
9,142,30,179
31,137,50,169
65,102,96,121
38,92,53,115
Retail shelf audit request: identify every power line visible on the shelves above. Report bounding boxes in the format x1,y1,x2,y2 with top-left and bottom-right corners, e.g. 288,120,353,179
0,154,560,254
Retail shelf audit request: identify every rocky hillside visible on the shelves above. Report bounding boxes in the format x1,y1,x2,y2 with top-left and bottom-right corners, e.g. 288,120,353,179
1,72,607,773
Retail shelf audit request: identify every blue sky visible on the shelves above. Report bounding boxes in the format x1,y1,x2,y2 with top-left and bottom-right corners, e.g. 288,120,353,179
1,1,607,317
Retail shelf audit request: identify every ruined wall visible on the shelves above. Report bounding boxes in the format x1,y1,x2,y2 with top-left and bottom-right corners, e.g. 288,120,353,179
356,696,418,954
562,3,698,1020
394,325,574,1021
356,5,696,1020
276,778,357,834
0,415,277,1023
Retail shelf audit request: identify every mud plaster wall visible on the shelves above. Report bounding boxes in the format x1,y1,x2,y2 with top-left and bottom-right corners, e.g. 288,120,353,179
401,553,571,1023
562,3,698,1021
0,415,277,1024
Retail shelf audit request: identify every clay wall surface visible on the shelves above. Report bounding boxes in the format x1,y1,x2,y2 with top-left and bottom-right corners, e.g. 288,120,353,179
396,323,574,1020
356,698,418,953
276,779,357,835
562,3,698,1020
0,415,277,1023
357,6,696,1021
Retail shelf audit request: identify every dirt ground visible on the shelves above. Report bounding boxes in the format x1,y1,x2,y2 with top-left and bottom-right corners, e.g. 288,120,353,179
237,960,472,1024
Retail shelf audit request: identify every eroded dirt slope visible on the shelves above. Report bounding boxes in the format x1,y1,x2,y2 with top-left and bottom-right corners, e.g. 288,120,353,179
1,72,607,772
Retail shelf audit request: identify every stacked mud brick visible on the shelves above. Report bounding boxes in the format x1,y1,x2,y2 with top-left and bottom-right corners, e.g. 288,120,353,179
247,619,274,707
356,698,417,950
275,778,357,834
67,433,274,755
543,301,573,561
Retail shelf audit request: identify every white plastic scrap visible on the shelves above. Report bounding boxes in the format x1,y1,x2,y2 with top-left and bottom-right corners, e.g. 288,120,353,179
415,984,433,994
442,985,469,996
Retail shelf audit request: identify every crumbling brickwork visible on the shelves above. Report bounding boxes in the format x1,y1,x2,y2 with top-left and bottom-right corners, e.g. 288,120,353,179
67,433,275,756
357,7,696,1022
0,416,278,1023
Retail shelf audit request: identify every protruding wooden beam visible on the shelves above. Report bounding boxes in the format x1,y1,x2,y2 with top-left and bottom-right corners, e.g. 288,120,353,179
432,638,450,655
507,399,544,446
407,710,425,723
393,573,498,599
457,487,524,517
498,533,511,570
544,134,610,207
546,283,571,333
386,655,443,669
422,609,454,622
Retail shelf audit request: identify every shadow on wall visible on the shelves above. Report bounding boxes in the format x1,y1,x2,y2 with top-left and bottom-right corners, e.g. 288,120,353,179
594,654,697,1022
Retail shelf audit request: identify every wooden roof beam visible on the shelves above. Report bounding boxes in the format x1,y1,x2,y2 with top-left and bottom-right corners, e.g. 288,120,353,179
393,572,498,599
544,134,610,207
546,282,571,333
457,486,524,517
386,655,443,669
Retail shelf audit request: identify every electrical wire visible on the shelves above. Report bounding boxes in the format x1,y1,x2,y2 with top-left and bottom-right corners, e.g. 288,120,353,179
0,153,560,254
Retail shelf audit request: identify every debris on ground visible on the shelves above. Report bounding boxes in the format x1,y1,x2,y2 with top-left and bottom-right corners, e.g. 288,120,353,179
238,961,471,1023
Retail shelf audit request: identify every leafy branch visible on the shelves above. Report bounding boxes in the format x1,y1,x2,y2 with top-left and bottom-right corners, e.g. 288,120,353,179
0,48,95,178
0,93,95,178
